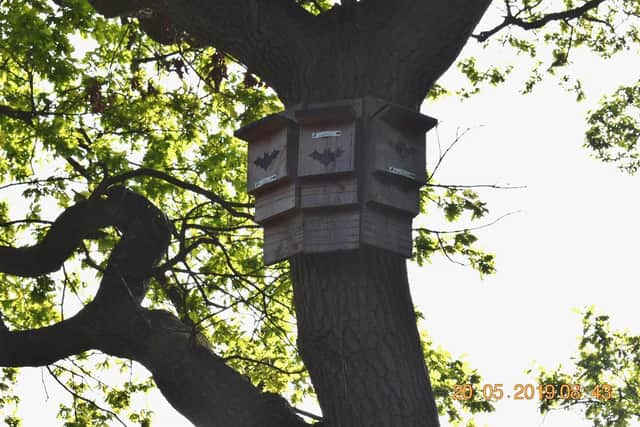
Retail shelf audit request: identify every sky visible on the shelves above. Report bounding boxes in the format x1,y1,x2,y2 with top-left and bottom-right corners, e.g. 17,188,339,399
410,34,640,427
5,4,640,427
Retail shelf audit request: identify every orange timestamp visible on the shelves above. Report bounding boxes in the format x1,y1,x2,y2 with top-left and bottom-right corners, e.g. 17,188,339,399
452,383,614,402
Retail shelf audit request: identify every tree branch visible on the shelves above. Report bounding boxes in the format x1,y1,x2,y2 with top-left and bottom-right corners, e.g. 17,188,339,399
346,0,494,108
473,0,607,42
96,167,254,219
0,194,115,277
0,313,95,366
133,310,310,427
46,366,128,427
0,185,172,365
88,0,494,108
0,187,310,426
88,0,314,105
0,104,34,124
414,210,521,235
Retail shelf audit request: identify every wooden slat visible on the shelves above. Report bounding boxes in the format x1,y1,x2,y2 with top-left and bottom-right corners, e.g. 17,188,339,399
254,181,297,223
235,113,294,142
300,177,358,208
376,103,437,135
361,206,413,257
296,101,359,125
302,209,361,253
263,213,303,265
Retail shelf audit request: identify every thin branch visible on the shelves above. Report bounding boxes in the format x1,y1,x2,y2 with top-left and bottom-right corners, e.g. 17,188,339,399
94,168,253,219
154,237,217,273
61,263,69,320
414,210,522,235
0,176,74,191
222,354,306,376
473,0,607,42
81,242,106,273
52,361,110,391
46,366,128,427
64,156,92,181
435,233,466,267
427,127,471,183
0,104,33,124
0,219,54,227
185,223,261,233
131,49,195,68
426,183,526,191
40,368,51,400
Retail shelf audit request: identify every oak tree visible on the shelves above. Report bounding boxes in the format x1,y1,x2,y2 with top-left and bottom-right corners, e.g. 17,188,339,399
0,0,638,426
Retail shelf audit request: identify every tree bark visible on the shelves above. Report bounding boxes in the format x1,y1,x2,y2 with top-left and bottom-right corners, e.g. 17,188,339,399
88,0,492,108
106,309,310,427
290,248,439,427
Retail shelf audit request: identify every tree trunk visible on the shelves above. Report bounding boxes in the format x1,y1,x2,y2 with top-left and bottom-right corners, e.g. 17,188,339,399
290,247,439,427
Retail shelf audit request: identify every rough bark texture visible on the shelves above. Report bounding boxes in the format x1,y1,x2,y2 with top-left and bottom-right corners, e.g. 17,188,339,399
290,248,439,427
89,0,492,108
109,309,308,427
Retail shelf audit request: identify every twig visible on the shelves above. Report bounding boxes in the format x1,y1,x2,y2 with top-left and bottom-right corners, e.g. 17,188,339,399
94,168,253,219
222,354,306,376
426,183,526,190
427,127,471,183
473,0,607,42
0,219,54,227
414,210,522,234
435,233,466,266
46,366,129,427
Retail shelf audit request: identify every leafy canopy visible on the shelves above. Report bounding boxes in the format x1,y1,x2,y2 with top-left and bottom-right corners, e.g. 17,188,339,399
534,309,640,427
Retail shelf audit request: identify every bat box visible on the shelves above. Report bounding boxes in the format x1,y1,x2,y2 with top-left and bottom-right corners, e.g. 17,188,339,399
295,104,359,208
235,114,298,223
361,99,437,216
237,97,438,265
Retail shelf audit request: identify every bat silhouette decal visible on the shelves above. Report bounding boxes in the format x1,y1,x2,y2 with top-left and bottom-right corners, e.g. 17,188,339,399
394,141,417,159
253,149,280,171
309,147,345,166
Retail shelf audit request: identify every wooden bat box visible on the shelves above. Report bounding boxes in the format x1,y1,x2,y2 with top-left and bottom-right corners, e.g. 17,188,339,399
362,100,438,215
296,104,359,209
236,97,437,265
235,114,298,223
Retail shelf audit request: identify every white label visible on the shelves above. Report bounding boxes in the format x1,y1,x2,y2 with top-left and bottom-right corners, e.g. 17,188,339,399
387,166,416,180
254,174,277,189
312,130,341,139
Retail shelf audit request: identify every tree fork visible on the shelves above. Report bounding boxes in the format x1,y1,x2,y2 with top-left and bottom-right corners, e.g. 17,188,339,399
290,247,439,427
0,187,311,427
